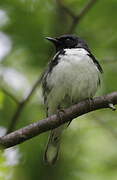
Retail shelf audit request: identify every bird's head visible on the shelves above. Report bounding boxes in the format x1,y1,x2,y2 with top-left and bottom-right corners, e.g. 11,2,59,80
46,34,89,52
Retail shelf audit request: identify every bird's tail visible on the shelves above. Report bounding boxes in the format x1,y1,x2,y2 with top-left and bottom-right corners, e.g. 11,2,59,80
44,126,64,165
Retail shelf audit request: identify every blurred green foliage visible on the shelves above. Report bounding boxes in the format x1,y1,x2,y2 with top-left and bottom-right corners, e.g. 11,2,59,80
0,0,117,180
0,150,12,180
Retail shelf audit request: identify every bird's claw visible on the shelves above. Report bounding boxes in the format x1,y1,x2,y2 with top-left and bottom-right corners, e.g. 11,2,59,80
56,109,65,123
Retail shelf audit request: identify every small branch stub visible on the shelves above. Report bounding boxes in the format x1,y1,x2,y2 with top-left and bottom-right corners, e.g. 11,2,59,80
108,103,116,111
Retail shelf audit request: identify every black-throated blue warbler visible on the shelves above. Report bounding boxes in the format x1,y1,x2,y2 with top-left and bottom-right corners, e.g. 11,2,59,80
42,34,103,165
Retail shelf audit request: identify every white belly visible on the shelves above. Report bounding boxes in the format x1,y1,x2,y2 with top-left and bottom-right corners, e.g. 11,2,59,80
46,48,100,115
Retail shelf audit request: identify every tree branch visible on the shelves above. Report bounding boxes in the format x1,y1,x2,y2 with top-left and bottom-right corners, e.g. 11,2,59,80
57,0,98,33
6,72,44,134
1,92,117,149
57,0,76,19
0,87,19,104
69,0,98,33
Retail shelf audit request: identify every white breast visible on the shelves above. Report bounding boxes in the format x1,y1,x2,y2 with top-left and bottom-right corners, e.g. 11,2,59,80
46,48,100,115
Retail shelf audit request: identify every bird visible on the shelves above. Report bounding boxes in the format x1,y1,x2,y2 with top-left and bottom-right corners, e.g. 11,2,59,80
42,34,103,165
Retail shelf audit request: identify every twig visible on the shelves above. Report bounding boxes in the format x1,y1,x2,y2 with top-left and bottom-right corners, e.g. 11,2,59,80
77,0,98,21
0,92,117,148
6,72,44,134
57,0,98,33
108,103,116,111
69,0,98,33
0,87,19,104
57,0,76,19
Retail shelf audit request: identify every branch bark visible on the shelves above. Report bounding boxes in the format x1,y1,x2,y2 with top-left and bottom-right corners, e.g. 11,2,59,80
0,92,117,149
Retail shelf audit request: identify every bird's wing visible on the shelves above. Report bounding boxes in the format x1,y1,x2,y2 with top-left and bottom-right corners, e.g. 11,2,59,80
88,52,103,73
42,50,65,110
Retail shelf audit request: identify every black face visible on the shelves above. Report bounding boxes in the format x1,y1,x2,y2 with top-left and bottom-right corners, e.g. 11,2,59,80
46,34,89,52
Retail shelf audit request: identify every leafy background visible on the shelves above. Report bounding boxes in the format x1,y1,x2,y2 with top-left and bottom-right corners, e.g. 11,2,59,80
0,0,117,179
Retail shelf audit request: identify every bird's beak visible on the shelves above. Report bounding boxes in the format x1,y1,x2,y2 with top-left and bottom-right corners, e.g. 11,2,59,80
46,37,58,44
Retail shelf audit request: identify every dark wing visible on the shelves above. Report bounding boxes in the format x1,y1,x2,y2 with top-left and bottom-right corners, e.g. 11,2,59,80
83,45,103,73
88,53,103,73
47,49,65,73
42,50,65,106
85,48,103,87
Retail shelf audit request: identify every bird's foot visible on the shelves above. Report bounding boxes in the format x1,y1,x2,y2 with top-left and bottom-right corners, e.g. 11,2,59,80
56,109,65,123
87,97,94,111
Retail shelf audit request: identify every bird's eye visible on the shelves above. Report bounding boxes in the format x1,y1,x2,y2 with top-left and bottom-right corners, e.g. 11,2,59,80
66,38,70,41
65,38,71,43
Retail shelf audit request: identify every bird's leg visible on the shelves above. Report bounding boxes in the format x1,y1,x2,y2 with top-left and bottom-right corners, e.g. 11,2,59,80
88,97,94,111
56,106,65,124
85,97,94,111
